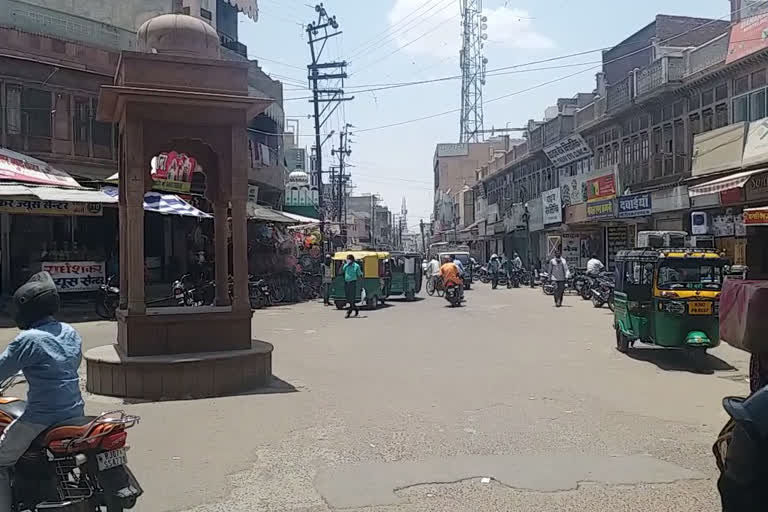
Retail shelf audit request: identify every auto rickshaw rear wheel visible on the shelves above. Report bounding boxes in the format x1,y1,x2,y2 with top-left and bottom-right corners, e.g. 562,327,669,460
615,328,630,353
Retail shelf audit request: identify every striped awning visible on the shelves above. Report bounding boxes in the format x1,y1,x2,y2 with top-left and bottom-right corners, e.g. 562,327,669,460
688,169,765,197
101,187,211,218
224,0,258,21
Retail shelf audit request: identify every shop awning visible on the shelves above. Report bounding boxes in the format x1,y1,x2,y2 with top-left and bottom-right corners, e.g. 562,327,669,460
0,183,114,202
101,187,211,218
688,169,766,197
0,147,82,188
281,211,320,224
246,203,296,223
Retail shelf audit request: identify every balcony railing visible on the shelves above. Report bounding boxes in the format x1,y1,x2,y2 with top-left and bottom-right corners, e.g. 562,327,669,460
685,33,728,77
607,75,633,112
575,102,596,129
635,56,685,97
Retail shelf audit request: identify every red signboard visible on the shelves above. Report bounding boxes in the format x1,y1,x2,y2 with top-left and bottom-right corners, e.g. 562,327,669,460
726,12,768,64
744,208,768,225
151,152,196,193
586,174,616,201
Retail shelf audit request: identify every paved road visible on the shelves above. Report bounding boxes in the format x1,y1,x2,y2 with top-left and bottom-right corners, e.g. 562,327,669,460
0,285,751,511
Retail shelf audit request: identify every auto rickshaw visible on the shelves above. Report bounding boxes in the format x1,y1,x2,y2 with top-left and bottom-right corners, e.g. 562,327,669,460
614,247,726,368
387,252,424,301
330,251,391,310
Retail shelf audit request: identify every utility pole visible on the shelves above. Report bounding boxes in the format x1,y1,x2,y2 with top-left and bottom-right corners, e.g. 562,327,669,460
420,219,426,255
370,194,376,250
307,3,353,250
331,125,352,223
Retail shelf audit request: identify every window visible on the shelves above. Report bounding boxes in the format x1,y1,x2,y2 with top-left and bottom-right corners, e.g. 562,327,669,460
751,89,767,121
753,70,767,89
689,93,701,111
623,140,632,164
702,88,714,106
641,134,649,160
662,104,673,121
689,113,701,135
200,8,212,20
702,108,714,132
639,114,649,130
92,121,112,148
73,98,89,143
673,100,684,118
734,75,750,95
22,88,51,137
612,143,619,166
733,95,749,123
651,106,662,125
715,103,729,129
5,85,21,135
632,137,640,163
716,83,728,102
657,262,723,290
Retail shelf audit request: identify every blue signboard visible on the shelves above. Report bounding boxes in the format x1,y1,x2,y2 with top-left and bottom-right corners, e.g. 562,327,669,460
618,193,652,218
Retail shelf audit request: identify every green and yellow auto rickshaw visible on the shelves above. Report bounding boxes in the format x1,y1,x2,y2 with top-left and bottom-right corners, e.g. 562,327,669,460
614,248,726,368
330,251,391,310
387,252,423,301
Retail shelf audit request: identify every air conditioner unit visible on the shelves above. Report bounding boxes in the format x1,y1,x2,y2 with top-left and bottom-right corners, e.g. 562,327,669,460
691,211,711,235
688,235,715,248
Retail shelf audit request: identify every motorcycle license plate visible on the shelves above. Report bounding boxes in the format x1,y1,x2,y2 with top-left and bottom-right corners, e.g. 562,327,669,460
689,301,712,315
97,448,127,471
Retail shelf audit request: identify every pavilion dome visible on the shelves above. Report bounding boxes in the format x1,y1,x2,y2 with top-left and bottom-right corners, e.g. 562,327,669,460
137,14,220,59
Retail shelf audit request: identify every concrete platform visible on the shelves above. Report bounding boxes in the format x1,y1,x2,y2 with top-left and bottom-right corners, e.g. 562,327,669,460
84,340,273,400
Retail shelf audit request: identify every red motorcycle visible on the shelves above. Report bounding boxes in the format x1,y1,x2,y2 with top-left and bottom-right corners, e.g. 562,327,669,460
0,373,142,511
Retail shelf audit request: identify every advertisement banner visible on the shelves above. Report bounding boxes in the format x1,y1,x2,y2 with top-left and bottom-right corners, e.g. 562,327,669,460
586,174,617,201
727,12,768,64
561,233,581,270
41,261,105,292
586,199,615,220
542,188,562,225
151,152,197,194
543,134,593,168
617,193,652,218
560,166,616,206
0,148,80,188
0,198,102,216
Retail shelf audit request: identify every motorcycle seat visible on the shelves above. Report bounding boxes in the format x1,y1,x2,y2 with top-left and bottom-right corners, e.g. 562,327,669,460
35,416,98,446
0,399,26,421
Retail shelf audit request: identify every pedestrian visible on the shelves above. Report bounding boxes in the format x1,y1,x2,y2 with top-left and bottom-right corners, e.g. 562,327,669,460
342,254,363,318
322,254,332,306
549,249,569,307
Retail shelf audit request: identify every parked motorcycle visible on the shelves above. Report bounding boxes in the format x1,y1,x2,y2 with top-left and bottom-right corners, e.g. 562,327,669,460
249,276,271,309
172,274,214,307
95,275,119,320
479,266,490,284
539,271,554,295
508,268,524,288
445,284,462,307
0,373,142,511
591,276,615,310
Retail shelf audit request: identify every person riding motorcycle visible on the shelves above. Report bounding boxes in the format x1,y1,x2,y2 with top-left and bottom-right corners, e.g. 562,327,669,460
488,254,501,288
0,271,84,510
503,253,524,285
440,256,464,300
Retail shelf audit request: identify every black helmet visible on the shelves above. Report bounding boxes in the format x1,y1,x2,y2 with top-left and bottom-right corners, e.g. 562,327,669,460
724,386,768,441
13,271,59,329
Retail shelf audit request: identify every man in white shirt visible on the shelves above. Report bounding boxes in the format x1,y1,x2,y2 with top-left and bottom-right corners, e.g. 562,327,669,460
426,256,440,289
586,254,605,276
549,249,570,307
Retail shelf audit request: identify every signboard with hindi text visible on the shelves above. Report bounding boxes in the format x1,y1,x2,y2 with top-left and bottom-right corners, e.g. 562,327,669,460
544,134,593,167
618,193,652,218
41,261,105,292
587,199,615,220
587,174,617,201
0,199,102,216
542,188,562,224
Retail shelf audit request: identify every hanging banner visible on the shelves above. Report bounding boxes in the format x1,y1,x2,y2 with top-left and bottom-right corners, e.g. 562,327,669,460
586,199,615,220
561,233,581,269
151,152,197,194
41,261,105,292
542,188,562,224
617,193,652,218
586,174,617,201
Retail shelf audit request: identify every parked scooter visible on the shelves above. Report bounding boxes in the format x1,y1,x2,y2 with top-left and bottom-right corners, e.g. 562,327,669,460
445,283,462,307
95,275,119,320
0,373,143,511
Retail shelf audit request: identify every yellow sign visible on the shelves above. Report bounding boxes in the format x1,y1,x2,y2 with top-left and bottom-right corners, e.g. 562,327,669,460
689,301,713,315
0,198,103,216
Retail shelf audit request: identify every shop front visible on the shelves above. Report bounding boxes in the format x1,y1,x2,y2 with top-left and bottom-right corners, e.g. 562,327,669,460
563,201,607,271
527,196,544,269
651,185,690,231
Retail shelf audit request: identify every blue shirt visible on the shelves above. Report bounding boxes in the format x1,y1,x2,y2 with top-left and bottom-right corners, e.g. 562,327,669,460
0,318,84,425
342,261,363,282
454,259,465,276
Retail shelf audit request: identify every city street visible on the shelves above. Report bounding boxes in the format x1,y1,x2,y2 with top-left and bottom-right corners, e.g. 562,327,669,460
0,285,751,512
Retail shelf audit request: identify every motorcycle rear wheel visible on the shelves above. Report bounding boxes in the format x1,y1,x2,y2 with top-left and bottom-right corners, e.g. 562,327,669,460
95,299,116,320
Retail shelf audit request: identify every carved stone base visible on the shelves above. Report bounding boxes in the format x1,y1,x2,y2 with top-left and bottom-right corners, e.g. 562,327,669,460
84,340,273,400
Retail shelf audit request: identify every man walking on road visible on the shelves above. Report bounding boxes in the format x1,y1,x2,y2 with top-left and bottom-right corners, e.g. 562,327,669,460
342,254,363,318
549,249,569,307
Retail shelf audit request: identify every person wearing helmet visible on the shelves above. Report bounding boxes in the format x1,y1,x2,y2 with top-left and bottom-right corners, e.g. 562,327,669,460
717,387,768,511
0,272,84,510
322,254,333,306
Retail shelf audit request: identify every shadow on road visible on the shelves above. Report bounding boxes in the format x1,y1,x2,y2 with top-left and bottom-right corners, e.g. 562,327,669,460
122,375,300,404
624,346,737,374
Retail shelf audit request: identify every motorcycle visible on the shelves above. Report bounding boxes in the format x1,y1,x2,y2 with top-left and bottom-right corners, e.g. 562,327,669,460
0,373,142,511
479,266,490,284
445,284,462,307
171,274,214,307
95,275,119,320
591,276,615,310
572,271,590,300
539,272,554,295
249,276,271,309
508,268,524,288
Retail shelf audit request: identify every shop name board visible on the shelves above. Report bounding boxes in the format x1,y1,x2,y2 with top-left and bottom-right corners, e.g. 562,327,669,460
745,208,768,225
747,172,768,201
0,149,80,188
0,199,103,216
726,11,768,64
617,193,652,218
41,261,105,292
436,143,469,157
543,134,593,167
587,174,616,201
587,199,615,219
542,188,562,224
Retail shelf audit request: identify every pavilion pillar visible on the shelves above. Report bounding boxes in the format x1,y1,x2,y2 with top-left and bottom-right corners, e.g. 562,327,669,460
124,117,145,314
213,201,230,306
230,125,250,313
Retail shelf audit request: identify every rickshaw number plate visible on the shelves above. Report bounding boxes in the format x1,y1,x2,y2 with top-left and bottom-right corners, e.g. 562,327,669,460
689,301,712,315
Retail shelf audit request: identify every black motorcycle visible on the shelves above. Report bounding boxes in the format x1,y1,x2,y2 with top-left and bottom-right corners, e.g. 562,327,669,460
508,268,524,288
172,273,214,307
95,275,119,320
591,276,615,310
445,284,462,307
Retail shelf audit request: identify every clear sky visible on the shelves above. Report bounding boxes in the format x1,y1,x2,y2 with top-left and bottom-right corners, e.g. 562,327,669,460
238,0,726,231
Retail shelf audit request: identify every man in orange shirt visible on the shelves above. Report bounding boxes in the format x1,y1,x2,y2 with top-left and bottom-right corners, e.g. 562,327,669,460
440,256,463,299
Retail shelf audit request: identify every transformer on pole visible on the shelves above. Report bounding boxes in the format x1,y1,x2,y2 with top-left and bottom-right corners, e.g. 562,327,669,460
459,0,487,143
